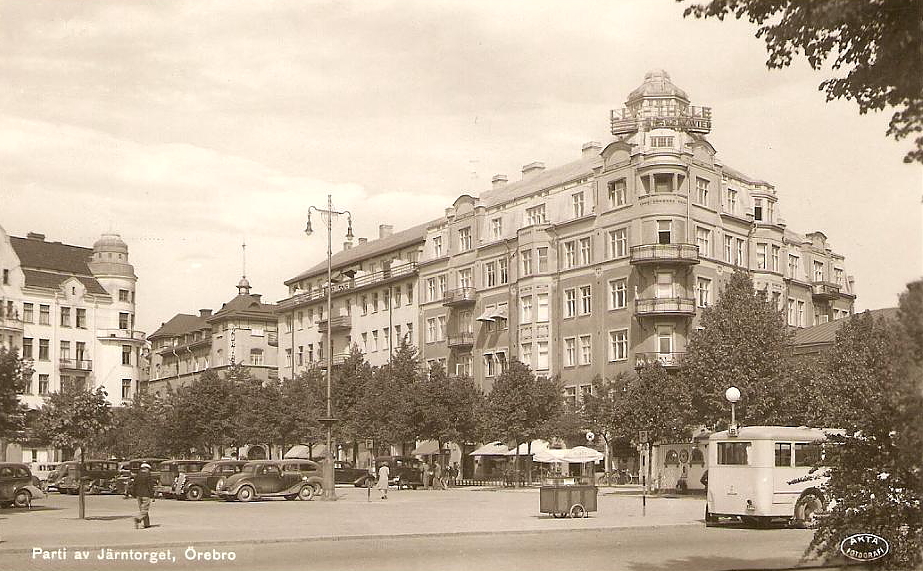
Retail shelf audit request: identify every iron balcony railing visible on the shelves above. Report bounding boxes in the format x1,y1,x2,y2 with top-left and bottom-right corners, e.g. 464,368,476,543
635,297,696,317
635,352,685,369
278,262,418,310
630,244,699,265
97,329,146,341
317,314,352,333
811,281,841,300
59,358,93,371
443,287,477,306
447,332,475,348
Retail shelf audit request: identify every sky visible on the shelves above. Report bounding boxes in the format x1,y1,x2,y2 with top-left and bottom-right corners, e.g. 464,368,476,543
1,0,920,335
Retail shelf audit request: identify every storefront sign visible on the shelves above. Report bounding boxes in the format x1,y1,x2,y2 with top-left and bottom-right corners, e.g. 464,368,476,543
839,534,890,562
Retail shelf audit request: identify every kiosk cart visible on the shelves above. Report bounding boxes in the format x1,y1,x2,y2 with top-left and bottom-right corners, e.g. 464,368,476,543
534,447,603,518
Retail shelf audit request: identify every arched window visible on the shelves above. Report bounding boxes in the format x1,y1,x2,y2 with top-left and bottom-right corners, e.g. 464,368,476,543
690,448,705,465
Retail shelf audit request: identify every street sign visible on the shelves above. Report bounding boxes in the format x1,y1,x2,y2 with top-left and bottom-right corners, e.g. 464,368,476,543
585,431,595,442
639,430,649,444
365,439,374,450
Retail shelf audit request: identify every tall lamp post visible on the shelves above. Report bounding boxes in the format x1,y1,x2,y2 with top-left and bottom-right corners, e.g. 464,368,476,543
305,194,353,501
725,386,741,436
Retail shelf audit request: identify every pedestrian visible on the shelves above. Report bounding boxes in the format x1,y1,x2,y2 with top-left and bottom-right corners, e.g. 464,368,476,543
421,461,431,490
377,462,390,500
130,463,154,529
433,461,444,490
451,462,460,487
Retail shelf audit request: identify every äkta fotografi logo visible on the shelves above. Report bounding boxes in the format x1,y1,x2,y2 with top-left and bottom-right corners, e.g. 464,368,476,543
839,533,889,562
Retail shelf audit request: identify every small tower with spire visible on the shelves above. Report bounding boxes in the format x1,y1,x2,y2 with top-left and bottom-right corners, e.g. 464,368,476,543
237,240,251,295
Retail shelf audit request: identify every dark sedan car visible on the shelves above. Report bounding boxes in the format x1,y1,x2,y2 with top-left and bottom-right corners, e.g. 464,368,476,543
375,456,423,489
0,463,44,508
216,460,322,502
156,460,209,498
173,460,247,501
114,458,167,495
57,460,120,494
333,460,375,487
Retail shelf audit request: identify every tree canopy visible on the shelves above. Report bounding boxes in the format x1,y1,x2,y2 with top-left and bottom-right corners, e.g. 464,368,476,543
0,346,29,441
33,379,112,455
682,270,792,427
683,0,923,163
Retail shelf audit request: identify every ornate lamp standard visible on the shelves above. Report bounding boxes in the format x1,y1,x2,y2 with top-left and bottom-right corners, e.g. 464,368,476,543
305,194,353,501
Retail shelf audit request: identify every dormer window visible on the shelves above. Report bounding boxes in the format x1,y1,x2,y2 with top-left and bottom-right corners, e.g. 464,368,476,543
651,136,673,148
753,198,763,221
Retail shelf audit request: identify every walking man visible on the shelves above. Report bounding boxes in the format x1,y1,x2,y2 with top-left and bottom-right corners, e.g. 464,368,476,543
130,463,154,529
433,461,444,490
377,462,390,500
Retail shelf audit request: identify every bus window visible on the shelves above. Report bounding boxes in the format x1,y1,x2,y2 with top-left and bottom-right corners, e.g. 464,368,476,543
794,442,821,467
717,442,750,465
774,443,792,467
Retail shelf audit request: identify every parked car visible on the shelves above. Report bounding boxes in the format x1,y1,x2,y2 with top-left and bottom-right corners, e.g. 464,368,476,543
155,460,209,498
0,463,44,508
216,460,322,502
114,458,168,495
332,460,375,487
375,456,423,489
173,460,247,501
57,460,120,495
30,463,59,491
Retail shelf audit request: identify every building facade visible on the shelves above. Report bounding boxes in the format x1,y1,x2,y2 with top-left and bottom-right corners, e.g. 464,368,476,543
146,278,279,395
417,70,856,402
0,226,144,463
277,224,427,378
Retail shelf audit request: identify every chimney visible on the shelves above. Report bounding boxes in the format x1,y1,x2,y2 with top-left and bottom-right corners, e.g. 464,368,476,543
26,232,46,241
491,174,508,189
358,237,368,245
343,241,353,251
379,224,394,239
199,309,212,318
521,161,545,179
250,294,261,303
581,141,602,158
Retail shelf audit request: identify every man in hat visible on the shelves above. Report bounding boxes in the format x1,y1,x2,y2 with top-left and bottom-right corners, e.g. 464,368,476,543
129,463,155,529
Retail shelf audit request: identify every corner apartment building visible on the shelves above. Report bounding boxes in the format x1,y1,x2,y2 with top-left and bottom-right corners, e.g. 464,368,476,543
276,223,427,377
0,226,144,463
418,70,856,401
146,277,279,395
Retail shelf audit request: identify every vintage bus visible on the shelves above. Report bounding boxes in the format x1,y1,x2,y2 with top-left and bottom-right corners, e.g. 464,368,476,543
705,426,838,527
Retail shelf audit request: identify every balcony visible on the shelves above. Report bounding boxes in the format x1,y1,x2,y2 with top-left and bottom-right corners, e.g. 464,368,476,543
811,281,841,302
267,331,278,347
317,315,352,333
635,297,696,317
278,261,418,310
0,314,23,332
447,332,475,349
316,352,350,369
443,287,477,307
59,359,92,371
635,352,685,369
97,329,146,342
630,244,699,265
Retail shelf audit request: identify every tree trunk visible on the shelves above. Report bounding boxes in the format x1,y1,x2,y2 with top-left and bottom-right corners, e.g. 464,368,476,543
526,441,533,485
515,437,521,488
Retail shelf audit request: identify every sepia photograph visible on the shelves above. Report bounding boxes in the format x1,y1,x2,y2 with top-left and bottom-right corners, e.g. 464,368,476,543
0,1,920,570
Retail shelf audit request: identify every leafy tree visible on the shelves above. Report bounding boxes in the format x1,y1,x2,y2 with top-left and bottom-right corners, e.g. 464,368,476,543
355,343,418,454
683,0,923,163
616,363,694,444
98,389,173,458
682,270,792,427
235,375,284,457
279,370,323,452
0,346,29,443
486,359,564,484
33,379,112,519
411,362,485,464
172,369,238,457
327,345,374,449
808,282,923,570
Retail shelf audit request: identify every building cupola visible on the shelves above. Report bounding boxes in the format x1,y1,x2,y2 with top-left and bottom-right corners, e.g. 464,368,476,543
611,70,712,137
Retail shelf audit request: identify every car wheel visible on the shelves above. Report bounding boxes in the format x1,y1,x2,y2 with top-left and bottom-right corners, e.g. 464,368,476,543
298,485,314,501
185,485,204,501
794,492,825,528
236,486,255,502
13,489,32,508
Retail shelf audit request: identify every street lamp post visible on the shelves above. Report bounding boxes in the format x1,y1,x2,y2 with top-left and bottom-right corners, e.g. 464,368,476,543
725,386,741,436
305,194,353,501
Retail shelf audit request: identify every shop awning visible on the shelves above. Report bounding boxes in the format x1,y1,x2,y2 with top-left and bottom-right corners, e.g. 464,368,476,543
533,446,604,464
469,441,511,456
284,444,326,459
505,439,551,456
411,440,441,456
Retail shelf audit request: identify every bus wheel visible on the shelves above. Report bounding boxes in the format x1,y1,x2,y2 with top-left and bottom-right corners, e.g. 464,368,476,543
794,492,825,528
705,506,719,526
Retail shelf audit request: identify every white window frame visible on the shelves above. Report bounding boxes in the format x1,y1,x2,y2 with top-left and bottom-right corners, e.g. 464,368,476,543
696,277,711,308
564,288,577,318
572,192,585,218
609,329,629,362
609,278,627,309
520,295,533,323
580,285,592,315
579,335,592,366
609,228,627,258
564,337,576,367
521,249,533,276
536,293,549,322
695,177,709,205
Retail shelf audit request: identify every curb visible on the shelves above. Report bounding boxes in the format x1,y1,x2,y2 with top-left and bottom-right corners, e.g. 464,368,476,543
0,521,703,554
